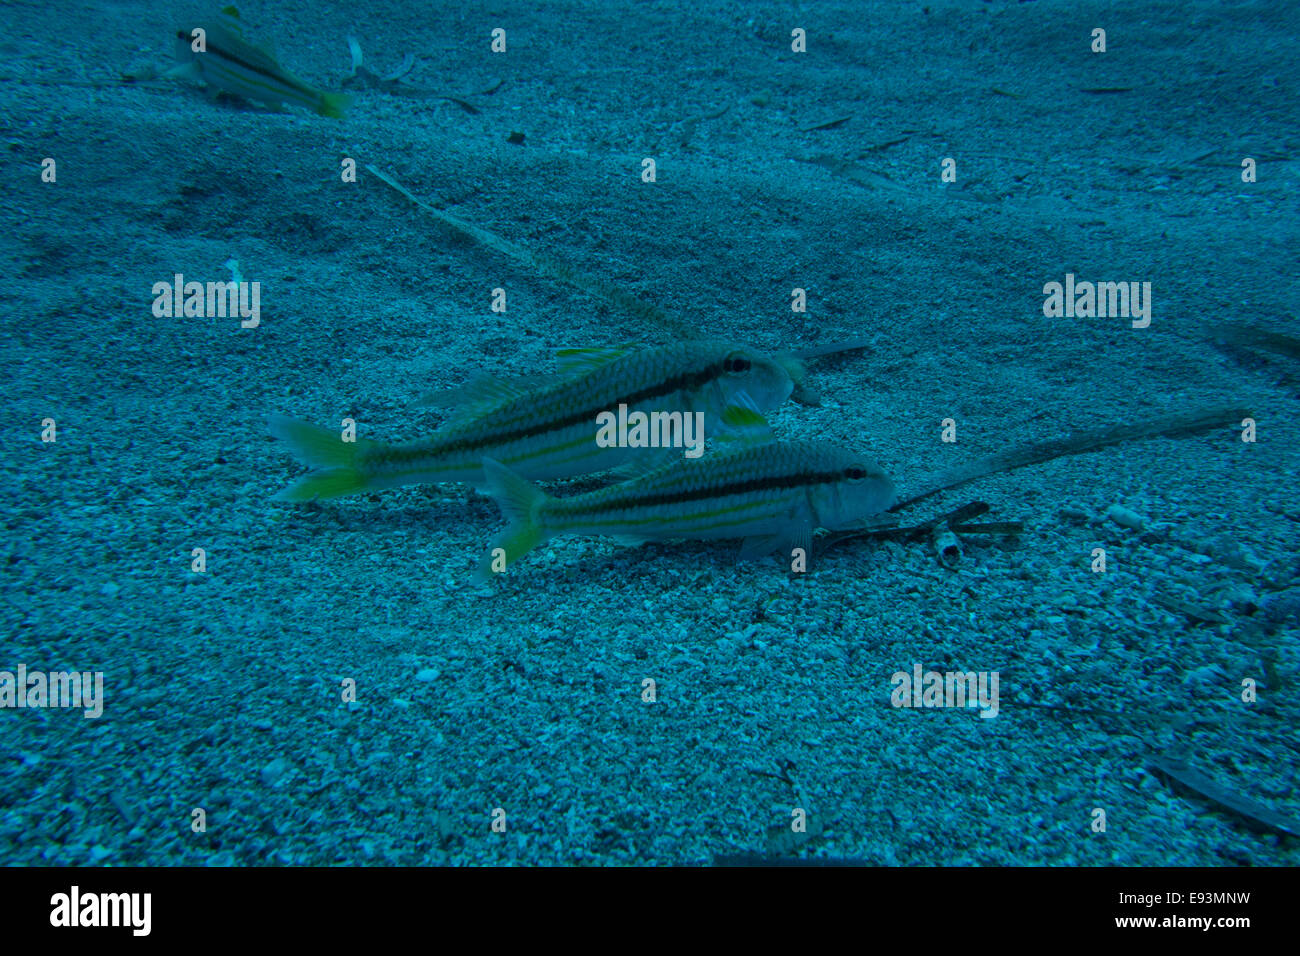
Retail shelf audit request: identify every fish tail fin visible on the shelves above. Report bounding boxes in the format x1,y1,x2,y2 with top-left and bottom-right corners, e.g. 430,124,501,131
269,414,375,502
317,91,350,118
477,458,549,582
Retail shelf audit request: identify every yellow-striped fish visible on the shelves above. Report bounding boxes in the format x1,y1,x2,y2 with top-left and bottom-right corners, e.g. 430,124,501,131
172,7,349,118
270,341,799,501
479,440,896,579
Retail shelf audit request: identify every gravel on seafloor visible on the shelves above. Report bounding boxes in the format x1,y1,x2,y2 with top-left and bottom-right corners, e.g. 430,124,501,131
2,0,1297,865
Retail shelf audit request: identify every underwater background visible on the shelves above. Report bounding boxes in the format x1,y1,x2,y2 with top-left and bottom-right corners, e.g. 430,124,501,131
2,0,1298,866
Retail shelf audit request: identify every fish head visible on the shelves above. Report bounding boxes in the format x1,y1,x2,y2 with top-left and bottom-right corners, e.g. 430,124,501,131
174,26,200,62
707,343,795,414
806,446,896,529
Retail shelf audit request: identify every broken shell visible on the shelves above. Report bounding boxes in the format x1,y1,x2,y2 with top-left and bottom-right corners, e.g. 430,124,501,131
933,527,963,569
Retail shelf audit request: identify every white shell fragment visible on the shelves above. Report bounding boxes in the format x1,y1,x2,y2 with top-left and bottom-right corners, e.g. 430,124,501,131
1104,504,1147,530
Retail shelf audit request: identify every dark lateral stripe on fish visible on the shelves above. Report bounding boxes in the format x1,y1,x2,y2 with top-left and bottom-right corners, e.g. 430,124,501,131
177,29,320,99
387,361,726,461
574,468,857,515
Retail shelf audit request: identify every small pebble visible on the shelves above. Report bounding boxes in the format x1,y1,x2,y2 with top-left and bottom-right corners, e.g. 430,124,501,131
1104,504,1147,530
1262,588,1300,627
261,757,292,788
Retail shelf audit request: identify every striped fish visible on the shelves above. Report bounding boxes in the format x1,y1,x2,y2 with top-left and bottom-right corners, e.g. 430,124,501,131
270,341,800,501
172,7,349,118
479,440,896,579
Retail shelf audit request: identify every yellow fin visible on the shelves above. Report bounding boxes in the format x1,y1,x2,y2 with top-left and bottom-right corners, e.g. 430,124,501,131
478,459,549,582
217,6,244,36
273,470,369,502
554,344,636,377
269,414,374,501
317,91,350,119
718,391,773,443
721,404,767,429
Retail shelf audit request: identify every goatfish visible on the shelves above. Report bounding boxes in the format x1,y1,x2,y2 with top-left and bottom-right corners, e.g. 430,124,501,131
479,440,896,580
171,7,349,118
270,341,801,501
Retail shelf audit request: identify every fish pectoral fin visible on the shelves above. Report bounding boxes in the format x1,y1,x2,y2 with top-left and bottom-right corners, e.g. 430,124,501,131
783,525,814,563
739,523,812,563
162,62,202,82
716,391,774,445
554,345,635,377
611,533,652,546
738,534,782,561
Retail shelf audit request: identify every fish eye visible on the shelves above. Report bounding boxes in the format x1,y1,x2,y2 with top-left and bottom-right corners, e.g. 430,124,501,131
845,466,869,482
723,355,752,374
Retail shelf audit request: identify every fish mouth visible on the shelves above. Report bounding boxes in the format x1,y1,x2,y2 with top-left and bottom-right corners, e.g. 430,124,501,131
776,354,818,405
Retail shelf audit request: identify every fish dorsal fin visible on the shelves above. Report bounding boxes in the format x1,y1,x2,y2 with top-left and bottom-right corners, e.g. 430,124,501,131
218,5,244,35
213,6,281,62
193,13,285,74
554,345,636,377
413,372,551,413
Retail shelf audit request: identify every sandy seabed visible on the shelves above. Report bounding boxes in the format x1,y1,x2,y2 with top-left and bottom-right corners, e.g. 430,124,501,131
2,0,1298,865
